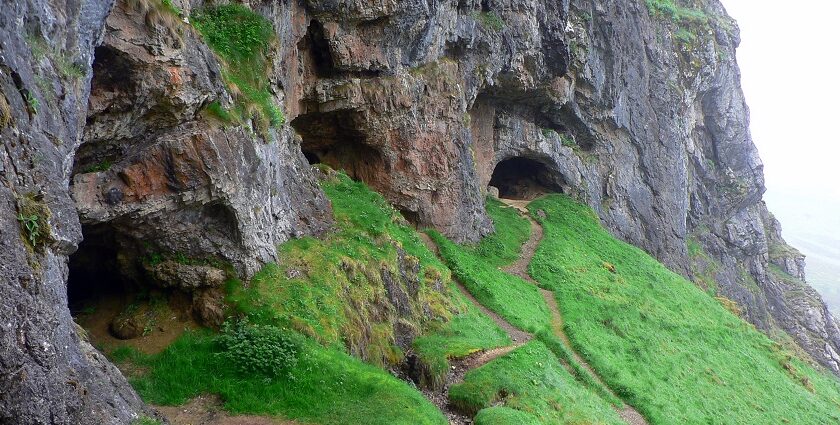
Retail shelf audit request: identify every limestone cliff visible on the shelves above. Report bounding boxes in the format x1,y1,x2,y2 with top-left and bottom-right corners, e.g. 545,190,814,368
1,0,838,422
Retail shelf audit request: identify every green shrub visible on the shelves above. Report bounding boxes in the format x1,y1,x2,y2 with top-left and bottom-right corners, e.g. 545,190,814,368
16,193,50,250
217,320,300,379
645,0,707,24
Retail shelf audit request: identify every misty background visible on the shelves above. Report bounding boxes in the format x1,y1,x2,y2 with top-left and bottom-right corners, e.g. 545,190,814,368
722,1,840,315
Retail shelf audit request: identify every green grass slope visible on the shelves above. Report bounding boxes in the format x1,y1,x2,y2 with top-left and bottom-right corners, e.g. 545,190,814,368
529,194,840,424
116,173,512,423
228,173,509,367
449,341,625,425
126,331,445,425
428,227,551,333
467,198,533,268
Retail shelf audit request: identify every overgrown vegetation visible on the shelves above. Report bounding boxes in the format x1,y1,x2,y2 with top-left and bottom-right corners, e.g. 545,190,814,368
82,160,113,174
191,5,284,134
529,194,840,424
217,319,300,379
449,341,624,424
645,0,707,24
472,11,505,31
117,173,520,423
227,173,459,366
686,236,719,296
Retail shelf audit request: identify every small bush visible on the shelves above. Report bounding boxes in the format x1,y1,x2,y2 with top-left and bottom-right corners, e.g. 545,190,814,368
217,320,300,379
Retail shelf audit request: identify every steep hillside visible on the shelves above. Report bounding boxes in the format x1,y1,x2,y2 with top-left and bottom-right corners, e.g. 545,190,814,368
2,0,839,422
111,179,840,424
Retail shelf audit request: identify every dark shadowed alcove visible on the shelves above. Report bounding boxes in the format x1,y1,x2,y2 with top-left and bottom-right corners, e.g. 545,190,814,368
489,157,564,200
67,224,130,314
290,109,386,184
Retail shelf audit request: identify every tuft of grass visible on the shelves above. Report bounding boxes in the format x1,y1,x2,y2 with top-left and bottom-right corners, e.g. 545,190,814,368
82,160,113,174
428,229,551,333
127,330,446,425
15,193,51,250
132,416,162,425
191,5,285,135
25,92,39,115
528,194,840,424
448,341,624,423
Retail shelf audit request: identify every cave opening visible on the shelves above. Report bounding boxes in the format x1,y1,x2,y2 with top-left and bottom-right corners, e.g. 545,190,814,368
67,224,128,315
399,208,421,229
67,224,195,348
290,109,386,184
489,157,564,200
302,150,321,165
299,20,335,78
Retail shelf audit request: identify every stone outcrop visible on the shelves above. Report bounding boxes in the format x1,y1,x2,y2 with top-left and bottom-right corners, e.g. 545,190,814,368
2,0,840,422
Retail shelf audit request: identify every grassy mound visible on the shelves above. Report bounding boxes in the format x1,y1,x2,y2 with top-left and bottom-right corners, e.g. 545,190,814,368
449,341,624,424
124,330,446,425
228,173,508,368
529,194,840,424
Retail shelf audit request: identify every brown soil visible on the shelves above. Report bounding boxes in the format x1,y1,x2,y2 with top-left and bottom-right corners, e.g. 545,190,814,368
154,395,301,425
74,291,198,356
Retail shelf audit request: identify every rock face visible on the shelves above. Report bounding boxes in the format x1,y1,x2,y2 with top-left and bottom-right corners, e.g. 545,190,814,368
2,0,839,422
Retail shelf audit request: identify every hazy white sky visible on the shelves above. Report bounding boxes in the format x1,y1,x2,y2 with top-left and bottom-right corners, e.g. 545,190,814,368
721,0,840,202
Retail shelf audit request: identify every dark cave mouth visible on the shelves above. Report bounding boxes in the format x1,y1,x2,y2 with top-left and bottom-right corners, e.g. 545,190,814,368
67,224,127,315
291,109,386,183
67,224,193,343
489,157,564,200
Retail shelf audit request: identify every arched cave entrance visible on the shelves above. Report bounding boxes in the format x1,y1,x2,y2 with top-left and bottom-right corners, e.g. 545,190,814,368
489,157,564,200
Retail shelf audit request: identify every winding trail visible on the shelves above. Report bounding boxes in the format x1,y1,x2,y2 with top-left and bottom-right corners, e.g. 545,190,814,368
498,198,648,425
418,234,531,424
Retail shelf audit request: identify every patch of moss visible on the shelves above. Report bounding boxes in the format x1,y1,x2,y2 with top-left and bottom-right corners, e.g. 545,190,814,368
0,92,11,129
472,11,505,31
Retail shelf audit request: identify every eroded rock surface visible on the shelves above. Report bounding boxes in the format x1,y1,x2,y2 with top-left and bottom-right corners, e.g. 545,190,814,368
3,0,840,422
